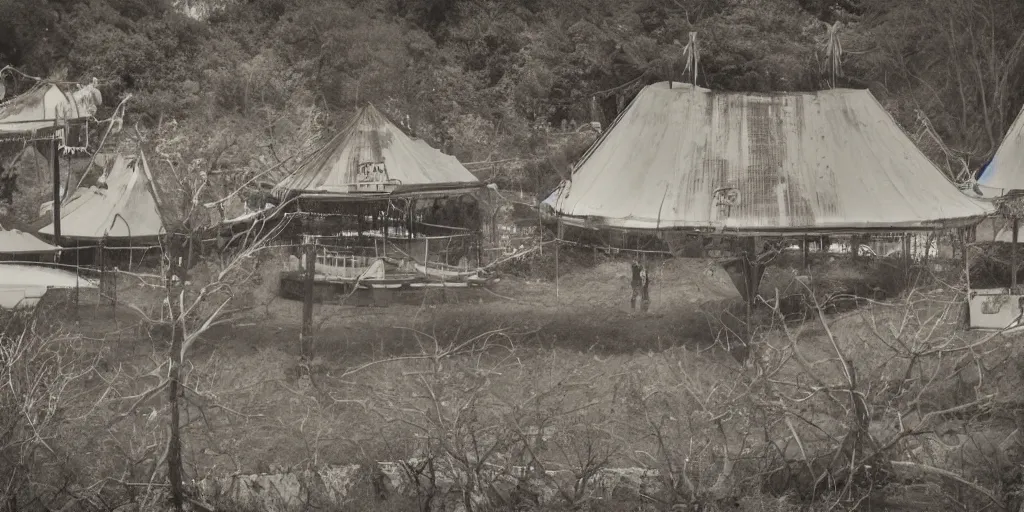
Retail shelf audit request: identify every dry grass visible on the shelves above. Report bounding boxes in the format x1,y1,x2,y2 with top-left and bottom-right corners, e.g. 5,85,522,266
23,253,1024,510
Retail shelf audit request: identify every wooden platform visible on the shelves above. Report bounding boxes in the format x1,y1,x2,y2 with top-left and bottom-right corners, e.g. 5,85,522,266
278,271,501,307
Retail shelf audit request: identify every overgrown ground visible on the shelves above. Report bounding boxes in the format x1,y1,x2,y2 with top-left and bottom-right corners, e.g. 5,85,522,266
18,251,1024,511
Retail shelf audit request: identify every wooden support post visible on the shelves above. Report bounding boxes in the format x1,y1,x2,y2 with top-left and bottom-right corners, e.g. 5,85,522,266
301,242,316,359
555,219,562,300
744,236,760,344
922,232,934,269
51,137,62,246
383,201,389,257
1012,218,1019,291
357,203,364,245
903,233,911,275
97,238,106,308
744,237,762,308
802,236,809,270
74,244,80,319
962,227,971,289
408,199,416,240
963,227,972,327
111,255,117,319
477,228,484,267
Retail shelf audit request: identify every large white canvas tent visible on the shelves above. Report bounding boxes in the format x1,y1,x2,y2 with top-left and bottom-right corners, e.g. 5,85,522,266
548,81,993,234
39,152,165,241
274,103,480,200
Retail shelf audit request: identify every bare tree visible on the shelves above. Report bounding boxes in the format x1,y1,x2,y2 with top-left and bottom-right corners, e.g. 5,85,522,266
0,306,105,511
96,116,310,511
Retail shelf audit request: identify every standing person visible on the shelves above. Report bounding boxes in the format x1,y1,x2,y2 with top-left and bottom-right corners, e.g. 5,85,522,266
630,259,651,312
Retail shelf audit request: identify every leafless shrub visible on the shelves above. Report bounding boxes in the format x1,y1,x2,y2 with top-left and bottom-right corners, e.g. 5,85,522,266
363,328,627,512
746,283,1013,510
0,311,105,512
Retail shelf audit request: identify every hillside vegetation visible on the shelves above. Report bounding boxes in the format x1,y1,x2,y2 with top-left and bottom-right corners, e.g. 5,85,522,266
3,0,1024,194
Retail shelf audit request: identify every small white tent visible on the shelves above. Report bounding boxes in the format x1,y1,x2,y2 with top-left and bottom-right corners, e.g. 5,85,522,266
39,152,165,241
274,103,480,200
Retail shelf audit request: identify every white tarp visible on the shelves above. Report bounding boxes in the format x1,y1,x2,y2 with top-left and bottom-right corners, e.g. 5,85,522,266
0,224,58,254
0,263,96,309
548,81,993,234
0,82,101,135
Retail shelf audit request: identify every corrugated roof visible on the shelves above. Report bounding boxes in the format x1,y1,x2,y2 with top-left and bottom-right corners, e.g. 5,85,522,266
977,104,1024,194
0,82,100,135
549,82,994,234
274,104,480,199
39,152,165,240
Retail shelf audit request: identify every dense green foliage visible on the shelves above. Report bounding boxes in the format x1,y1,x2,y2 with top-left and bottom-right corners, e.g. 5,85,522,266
3,0,1024,191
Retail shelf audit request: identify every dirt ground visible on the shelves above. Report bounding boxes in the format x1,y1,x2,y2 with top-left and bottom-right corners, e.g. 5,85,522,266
49,254,1018,510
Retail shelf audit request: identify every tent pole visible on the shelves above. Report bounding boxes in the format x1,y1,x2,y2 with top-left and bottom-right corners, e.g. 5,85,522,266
51,136,62,246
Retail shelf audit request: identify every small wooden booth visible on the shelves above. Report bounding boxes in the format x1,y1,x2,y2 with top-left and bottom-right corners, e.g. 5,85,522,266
272,103,493,304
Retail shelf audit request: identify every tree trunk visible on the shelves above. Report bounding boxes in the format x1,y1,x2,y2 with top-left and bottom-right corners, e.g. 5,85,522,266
166,235,187,512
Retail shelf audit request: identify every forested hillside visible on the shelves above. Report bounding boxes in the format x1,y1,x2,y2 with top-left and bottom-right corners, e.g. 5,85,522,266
3,0,1024,192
